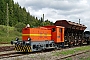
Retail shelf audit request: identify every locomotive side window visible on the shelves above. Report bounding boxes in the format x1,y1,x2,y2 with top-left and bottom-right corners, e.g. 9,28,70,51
52,28,55,32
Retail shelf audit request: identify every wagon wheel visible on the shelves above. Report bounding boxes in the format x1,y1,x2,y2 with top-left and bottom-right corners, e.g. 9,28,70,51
68,42,74,48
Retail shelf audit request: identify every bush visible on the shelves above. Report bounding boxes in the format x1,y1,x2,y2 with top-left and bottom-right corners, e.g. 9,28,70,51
15,22,26,32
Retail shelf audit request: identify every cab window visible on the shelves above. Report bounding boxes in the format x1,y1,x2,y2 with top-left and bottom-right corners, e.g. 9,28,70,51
52,28,55,32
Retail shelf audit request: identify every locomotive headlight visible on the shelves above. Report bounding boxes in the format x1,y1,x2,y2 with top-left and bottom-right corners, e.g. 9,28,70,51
28,38,31,41
16,37,19,41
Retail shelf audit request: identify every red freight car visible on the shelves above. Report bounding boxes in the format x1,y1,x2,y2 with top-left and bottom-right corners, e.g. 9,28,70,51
55,20,87,47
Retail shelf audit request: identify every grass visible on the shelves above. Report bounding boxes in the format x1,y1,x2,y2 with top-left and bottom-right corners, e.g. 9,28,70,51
30,55,35,58
52,45,90,56
65,58,72,60
83,57,90,60
0,25,21,43
52,49,75,56
63,52,90,60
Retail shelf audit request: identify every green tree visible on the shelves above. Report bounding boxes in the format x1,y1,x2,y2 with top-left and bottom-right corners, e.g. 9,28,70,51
15,22,26,32
0,0,6,25
0,0,54,28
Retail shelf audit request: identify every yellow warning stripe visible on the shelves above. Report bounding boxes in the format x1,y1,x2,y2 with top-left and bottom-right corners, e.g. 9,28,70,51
15,45,32,52
22,34,51,36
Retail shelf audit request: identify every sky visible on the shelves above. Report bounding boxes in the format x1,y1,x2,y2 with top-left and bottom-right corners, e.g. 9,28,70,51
14,0,90,30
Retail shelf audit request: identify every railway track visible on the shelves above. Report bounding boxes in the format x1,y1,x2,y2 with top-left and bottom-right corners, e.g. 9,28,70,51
58,50,90,60
0,49,89,60
0,51,47,59
0,52,25,59
0,46,14,52
0,44,89,59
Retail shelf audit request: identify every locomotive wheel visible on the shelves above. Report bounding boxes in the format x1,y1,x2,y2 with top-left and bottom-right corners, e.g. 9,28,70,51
55,44,61,50
80,41,83,46
78,40,83,46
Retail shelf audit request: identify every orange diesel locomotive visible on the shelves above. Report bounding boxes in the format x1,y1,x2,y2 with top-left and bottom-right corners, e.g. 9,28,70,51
11,25,64,52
